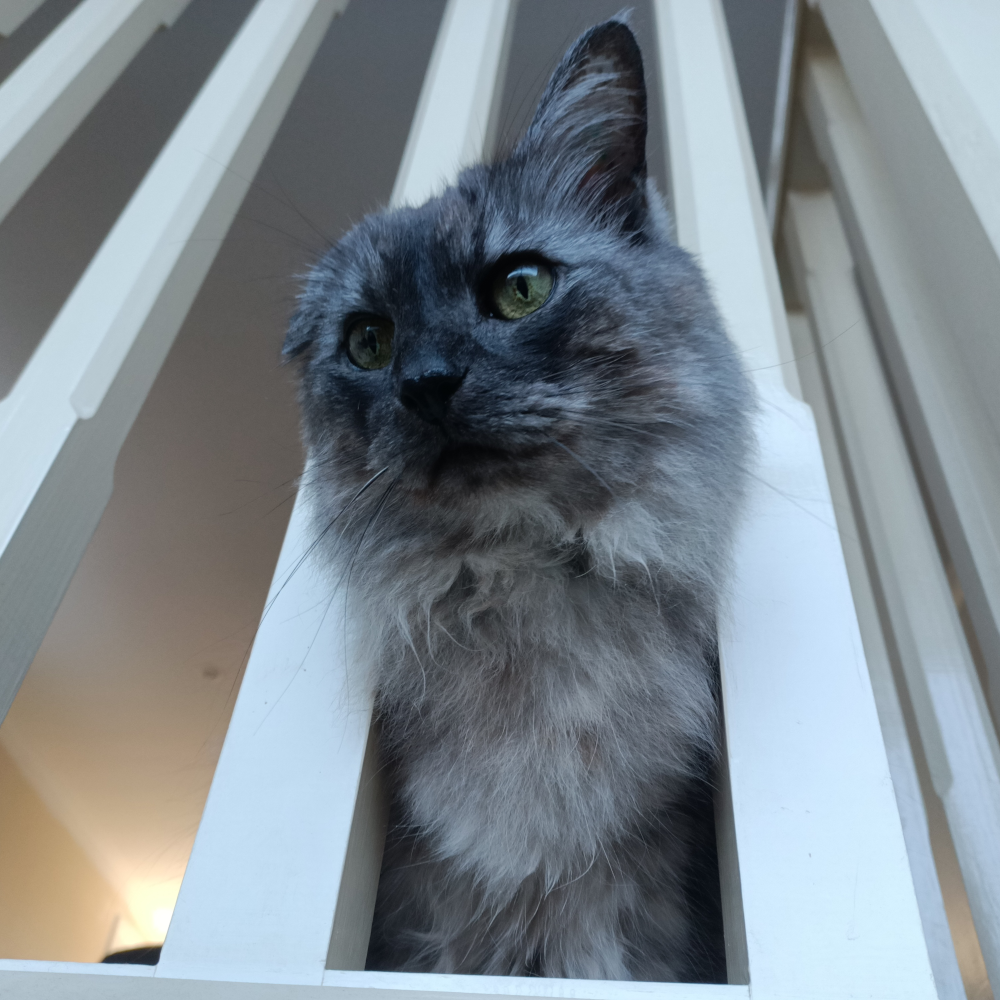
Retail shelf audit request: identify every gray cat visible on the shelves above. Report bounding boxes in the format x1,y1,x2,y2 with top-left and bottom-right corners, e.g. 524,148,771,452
283,18,752,982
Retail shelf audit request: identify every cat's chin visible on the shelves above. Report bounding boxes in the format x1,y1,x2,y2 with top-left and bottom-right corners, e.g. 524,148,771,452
392,439,551,501
428,441,518,486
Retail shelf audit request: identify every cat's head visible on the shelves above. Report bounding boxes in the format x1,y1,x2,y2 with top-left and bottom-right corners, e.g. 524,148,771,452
285,19,748,545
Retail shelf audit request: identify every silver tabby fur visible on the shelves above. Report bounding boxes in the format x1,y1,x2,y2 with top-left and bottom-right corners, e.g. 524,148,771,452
284,18,753,982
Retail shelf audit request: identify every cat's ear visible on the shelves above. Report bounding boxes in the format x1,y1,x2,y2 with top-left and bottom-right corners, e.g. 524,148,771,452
283,306,317,359
521,19,647,223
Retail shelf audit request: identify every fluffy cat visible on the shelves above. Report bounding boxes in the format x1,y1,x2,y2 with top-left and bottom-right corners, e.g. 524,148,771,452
284,18,752,982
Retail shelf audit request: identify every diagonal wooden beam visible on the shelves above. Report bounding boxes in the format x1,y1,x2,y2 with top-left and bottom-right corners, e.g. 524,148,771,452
0,0,347,724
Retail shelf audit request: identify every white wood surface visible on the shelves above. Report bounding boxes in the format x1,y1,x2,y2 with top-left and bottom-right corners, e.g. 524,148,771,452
156,0,515,985
0,960,746,1000
652,0,800,402
155,493,377,984
713,386,936,1000
322,971,744,1000
788,292,968,998
785,190,1000,997
653,3,936,997
817,0,1000,730
0,0,347,728
0,0,192,227
390,0,514,208
782,314,966,1000
326,725,390,971
0,0,47,37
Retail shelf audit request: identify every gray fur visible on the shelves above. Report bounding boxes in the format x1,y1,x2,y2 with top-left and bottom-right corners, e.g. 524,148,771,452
285,19,753,982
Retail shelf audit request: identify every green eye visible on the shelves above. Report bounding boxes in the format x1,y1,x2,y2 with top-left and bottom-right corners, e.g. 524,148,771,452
346,315,394,369
491,261,554,319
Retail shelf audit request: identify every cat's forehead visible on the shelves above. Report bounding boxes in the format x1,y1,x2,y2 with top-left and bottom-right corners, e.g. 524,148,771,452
391,196,483,263
340,173,576,288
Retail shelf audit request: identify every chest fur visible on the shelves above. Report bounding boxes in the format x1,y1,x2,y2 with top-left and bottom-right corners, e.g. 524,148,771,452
370,562,716,886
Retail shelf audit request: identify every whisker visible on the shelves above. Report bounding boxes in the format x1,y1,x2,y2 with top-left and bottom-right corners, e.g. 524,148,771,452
343,477,399,597
225,465,391,701
262,161,333,248
545,436,615,497
341,477,400,668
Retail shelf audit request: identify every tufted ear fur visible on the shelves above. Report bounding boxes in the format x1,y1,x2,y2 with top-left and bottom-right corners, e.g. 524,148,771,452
518,18,648,226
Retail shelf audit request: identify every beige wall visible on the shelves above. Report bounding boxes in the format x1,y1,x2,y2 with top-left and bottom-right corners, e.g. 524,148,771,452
0,742,122,962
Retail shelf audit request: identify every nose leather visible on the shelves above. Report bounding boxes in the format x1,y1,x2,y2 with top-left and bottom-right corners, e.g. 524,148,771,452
399,371,464,425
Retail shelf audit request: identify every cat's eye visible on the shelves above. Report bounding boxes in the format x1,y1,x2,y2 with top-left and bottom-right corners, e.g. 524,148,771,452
346,315,394,370
491,261,554,319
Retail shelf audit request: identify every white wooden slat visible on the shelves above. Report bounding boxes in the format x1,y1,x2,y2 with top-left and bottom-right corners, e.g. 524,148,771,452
156,0,514,985
154,494,377,985
390,0,514,208
0,0,47,37
0,959,747,1000
326,725,390,971
0,0,347,728
783,302,965,1000
323,970,745,1000
652,0,800,402
652,3,936,997
816,0,1000,727
0,0,192,227
785,189,1000,997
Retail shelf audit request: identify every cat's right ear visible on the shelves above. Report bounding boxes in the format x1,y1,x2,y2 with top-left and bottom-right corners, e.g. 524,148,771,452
283,306,317,359
519,19,648,224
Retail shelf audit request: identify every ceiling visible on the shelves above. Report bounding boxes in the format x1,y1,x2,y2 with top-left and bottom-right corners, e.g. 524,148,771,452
0,0,790,945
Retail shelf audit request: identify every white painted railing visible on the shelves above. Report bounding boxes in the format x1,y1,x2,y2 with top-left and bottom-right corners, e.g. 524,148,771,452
784,9,1000,992
156,0,515,984
782,196,970,1000
655,6,931,996
817,0,1000,731
0,0,192,227
6,0,999,997
0,0,348,724
0,0,47,39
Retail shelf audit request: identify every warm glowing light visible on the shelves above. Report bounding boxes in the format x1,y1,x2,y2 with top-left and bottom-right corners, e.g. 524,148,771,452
151,906,174,937
110,876,183,949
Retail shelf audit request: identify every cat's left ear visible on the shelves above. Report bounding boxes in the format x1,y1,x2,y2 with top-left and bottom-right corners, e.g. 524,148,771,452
521,19,647,225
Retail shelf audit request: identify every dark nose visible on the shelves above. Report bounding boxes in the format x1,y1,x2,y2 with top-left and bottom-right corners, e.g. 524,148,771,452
399,371,465,425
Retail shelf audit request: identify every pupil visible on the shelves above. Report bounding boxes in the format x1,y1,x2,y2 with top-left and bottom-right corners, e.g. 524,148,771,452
365,329,377,354
516,275,529,299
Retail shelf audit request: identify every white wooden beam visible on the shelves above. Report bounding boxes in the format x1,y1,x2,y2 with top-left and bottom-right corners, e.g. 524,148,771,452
0,0,193,227
652,3,936,997
787,254,968,1000
816,0,1000,728
781,311,969,1000
785,188,1000,999
0,0,347,727
156,0,514,985
0,959,748,999
652,0,800,400
0,0,47,37
391,0,515,207
154,495,379,984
